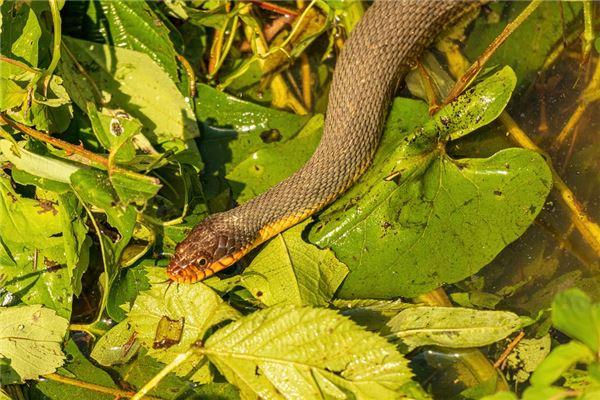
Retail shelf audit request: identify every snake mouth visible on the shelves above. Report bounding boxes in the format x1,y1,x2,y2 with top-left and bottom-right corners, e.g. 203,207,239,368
167,253,241,283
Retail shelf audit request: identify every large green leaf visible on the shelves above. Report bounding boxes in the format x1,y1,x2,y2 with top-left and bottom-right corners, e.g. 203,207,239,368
94,1,179,80
203,305,413,399
60,37,198,144
530,341,595,387
128,267,240,383
387,307,522,350
232,221,348,307
0,305,68,383
195,84,309,198
0,177,73,317
309,67,552,298
0,1,42,72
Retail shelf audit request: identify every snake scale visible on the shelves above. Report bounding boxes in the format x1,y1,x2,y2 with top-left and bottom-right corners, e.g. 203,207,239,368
168,0,476,283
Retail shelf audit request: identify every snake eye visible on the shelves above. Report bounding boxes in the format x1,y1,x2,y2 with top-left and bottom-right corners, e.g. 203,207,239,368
198,257,207,266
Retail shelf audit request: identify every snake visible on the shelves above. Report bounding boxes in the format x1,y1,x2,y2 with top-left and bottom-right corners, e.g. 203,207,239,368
167,0,477,283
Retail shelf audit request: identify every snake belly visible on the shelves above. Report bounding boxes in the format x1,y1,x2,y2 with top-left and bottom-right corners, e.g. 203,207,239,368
168,0,475,283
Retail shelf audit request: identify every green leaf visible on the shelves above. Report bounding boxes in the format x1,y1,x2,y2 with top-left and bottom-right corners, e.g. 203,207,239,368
309,68,552,298
35,339,117,400
235,221,348,307
505,335,551,383
227,114,323,203
0,140,81,185
60,37,199,144
203,305,413,399
333,298,412,333
90,320,140,367
57,192,90,296
195,84,309,197
94,0,180,80
530,341,595,387
106,263,151,322
0,304,68,383
87,103,140,163
0,177,73,317
128,267,240,383
0,2,42,72
464,1,582,90
521,385,567,400
552,288,600,352
480,392,518,400
387,307,522,350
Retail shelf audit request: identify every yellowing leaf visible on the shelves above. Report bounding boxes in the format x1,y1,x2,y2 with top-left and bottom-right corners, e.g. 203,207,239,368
0,305,68,383
202,305,413,399
239,221,348,306
387,306,522,350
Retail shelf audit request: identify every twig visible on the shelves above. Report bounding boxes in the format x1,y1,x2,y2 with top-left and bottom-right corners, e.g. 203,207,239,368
0,114,160,186
0,56,40,74
500,112,600,257
248,0,299,17
494,331,525,369
551,59,600,151
444,0,543,104
45,373,164,400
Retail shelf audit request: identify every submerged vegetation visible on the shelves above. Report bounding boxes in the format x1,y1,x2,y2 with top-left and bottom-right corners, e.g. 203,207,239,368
0,1,599,399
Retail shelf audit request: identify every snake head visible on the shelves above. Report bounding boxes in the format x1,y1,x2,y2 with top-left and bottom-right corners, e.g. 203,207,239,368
167,216,243,283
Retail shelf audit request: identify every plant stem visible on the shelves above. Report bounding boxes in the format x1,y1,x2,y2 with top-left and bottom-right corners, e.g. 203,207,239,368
248,0,299,16
444,0,543,104
131,350,194,400
42,0,62,94
176,54,197,98
494,331,525,369
45,373,164,400
0,56,40,74
300,53,312,109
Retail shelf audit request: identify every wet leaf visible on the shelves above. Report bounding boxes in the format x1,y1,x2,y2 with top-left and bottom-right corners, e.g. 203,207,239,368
387,307,522,350
236,221,348,307
203,305,413,400
60,37,198,144
90,320,140,367
309,67,552,298
506,335,551,383
128,267,240,383
0,304,68,383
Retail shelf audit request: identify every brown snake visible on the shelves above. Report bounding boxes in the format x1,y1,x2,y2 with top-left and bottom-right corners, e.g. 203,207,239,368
168,1,477,283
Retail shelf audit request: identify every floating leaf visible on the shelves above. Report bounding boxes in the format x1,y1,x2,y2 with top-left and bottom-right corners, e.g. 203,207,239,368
506,335,551,383
309,67,552,298
203,305,413,399
128,267,240,383
0,305,68,383
387,307,522,350
236,221,348,306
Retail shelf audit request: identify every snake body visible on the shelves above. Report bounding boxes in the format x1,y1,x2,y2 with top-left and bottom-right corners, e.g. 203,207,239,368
168,1,475,283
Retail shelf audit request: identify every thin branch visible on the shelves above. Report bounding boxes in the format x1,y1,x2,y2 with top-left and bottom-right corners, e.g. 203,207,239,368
131,350,194,400
494,331,525,369
248,0,299,17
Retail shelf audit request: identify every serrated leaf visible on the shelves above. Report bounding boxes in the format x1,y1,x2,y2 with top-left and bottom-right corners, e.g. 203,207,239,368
552,288,600,352
60,37,198,144
0,305,68,383
203,305,413,400
129,267,240,383
387,307,522,350
237,221,348,306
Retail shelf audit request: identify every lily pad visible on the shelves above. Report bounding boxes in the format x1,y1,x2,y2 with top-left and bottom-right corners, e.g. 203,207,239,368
309,67,552,298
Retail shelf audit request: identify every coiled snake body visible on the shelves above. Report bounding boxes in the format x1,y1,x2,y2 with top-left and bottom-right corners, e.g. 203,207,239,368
168,1,475,283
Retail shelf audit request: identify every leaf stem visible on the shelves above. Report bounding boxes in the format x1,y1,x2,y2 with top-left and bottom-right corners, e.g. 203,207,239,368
176,55,197,98
44,373,164,400
444,0,543,104
0,56,40,74
248,0,299,17
131,349,194,400
300,53,312,109
499,112,600,257
42,0,62,94
0,114,160,186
